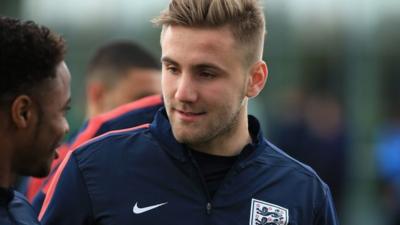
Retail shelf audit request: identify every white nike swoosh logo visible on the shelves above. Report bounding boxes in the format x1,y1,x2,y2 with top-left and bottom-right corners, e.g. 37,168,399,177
133,202,168,214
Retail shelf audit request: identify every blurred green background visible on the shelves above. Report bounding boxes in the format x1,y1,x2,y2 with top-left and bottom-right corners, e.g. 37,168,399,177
1,1,399,224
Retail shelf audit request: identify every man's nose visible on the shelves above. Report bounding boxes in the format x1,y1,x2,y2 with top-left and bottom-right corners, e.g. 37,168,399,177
174,73,198,103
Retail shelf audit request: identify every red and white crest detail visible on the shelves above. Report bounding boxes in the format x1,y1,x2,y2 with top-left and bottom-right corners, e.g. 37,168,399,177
249,198,289,225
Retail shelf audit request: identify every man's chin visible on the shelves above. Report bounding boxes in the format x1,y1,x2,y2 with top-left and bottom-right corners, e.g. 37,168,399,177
27,162,52,178
171,128,194,143
18,166,50,178
173,132,193,144
31,167,51,178
173,130,206,147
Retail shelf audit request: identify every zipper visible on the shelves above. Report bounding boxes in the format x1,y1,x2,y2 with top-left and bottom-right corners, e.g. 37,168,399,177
186,144,254,215
187,149,213,215
215,143,254,191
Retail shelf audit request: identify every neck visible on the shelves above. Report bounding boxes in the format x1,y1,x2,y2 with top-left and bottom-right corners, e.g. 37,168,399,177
86,103,102,120
0,116,18,189
86,105,95,120
0,171,14,189
0,139,13,188
189,107,251,156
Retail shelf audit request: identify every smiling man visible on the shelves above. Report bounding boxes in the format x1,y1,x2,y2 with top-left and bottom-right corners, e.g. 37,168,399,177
0,16,70,224
40,1,338,225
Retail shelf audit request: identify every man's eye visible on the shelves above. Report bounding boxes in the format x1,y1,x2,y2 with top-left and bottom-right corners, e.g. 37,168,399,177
166,66,179,75
199,71,216,79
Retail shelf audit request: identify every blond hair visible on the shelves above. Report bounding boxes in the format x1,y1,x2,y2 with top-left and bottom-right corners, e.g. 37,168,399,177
152,0,266,67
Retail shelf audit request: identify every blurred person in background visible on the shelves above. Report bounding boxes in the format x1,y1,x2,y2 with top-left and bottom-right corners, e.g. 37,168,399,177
0,16,70,224
39,0,338,224
25,40,162,212
271,89,348,212
375,80,400,225
84,41,161,119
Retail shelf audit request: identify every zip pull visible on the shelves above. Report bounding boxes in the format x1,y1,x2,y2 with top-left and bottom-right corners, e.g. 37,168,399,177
206,202,212,215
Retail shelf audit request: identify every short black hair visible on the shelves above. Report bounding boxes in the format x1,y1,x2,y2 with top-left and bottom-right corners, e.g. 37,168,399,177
0,16,66,105
87,40,160,81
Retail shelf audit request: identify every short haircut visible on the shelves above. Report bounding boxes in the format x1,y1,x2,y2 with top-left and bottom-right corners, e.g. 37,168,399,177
152,0,266,67
0,16,66,107
86,41,160,85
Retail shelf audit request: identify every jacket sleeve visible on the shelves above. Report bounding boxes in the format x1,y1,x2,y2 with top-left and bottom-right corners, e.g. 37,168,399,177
39,152,94,225
314,184,340,225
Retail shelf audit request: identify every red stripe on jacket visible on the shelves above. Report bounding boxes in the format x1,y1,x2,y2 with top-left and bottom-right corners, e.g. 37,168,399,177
70,94,161,150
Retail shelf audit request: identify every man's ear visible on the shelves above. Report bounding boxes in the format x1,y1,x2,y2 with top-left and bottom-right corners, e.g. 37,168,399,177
87,82,107,106
246,60,268,98
11,95,35,128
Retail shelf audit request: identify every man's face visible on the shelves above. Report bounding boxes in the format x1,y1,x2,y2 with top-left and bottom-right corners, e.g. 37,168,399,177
161,25,250,150
104,68,161,112
16,62,71,177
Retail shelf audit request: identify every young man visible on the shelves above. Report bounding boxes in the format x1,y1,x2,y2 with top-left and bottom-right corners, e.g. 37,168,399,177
40,0,339,224
25,41,162,209
0,16,71,224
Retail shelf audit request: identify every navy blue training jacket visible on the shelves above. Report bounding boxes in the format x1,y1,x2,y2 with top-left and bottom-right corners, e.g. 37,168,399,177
40,108,339,225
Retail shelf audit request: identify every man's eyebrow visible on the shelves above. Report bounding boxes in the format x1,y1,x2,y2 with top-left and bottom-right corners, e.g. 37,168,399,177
161,56,178,65
162,57,223,70
161,57,227,75
194,63,221,70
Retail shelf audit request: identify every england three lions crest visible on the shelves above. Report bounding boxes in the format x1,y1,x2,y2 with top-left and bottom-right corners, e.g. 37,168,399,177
249,198,289,225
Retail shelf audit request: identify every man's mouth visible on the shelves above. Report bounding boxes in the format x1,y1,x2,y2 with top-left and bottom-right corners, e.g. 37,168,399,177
174,108,206,122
